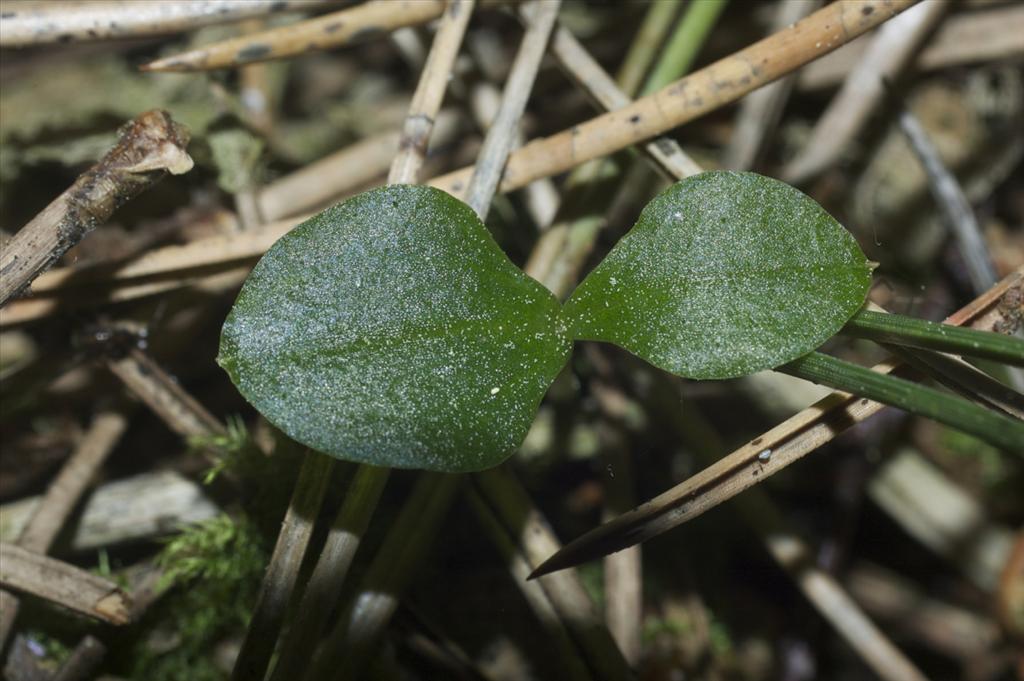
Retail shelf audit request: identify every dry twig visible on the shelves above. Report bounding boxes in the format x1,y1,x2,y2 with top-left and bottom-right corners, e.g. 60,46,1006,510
0,110,192,307
430,0,918,198
141,0,447,72
0,543,131,625
0,410,129,650
0,0,333,48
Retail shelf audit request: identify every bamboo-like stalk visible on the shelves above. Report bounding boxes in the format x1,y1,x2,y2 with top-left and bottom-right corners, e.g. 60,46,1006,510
844,309,1024,367
0,110,192,307
388,0,475,184
474,467,633,681
141,0,447,72
267,465,391,681
530,267,1023,578
782,0,947,184
0,0,334,48
429,0,918,198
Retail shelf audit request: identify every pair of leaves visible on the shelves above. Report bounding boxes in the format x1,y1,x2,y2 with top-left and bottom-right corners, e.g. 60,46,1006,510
218,172,872,472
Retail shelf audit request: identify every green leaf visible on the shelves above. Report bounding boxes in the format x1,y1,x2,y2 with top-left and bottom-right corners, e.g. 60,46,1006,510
219,185,570,472
563,171,872,379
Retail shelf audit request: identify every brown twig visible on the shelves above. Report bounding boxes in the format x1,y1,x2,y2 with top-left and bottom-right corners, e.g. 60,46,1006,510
0,410,129,650
782,0,946,184
0,0,334,48
0,110,192,307
429,0,918,199
106,347,223,441
531,267,1023,578
0,543,131,625
141,0,447,72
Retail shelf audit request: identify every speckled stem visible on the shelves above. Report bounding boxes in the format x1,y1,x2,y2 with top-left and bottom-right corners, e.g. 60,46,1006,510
780,352,1024,453
141,0,447,72
430,0,919,199
844,309,1024,367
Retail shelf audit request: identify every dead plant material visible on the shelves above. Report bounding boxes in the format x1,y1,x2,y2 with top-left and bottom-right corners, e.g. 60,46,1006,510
0,543,132,626
0,110,192,307
141,0,446,72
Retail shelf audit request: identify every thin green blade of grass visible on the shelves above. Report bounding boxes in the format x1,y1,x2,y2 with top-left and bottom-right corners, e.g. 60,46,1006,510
779,351,1024,453
844,309,1024,367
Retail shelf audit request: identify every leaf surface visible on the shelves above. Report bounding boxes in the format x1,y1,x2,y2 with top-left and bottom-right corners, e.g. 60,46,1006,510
563,171,871,378
219,185,570,472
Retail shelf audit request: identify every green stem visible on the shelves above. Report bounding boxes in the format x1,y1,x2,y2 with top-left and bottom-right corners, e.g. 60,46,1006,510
843,309,1024,367
780,352,1024,453
615,0,682,96
641,0,730,95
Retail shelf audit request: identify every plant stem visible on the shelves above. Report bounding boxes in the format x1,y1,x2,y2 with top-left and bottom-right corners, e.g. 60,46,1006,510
640,0,729,95
614,0,682,96
780,352,1024,453
844,309,1024,367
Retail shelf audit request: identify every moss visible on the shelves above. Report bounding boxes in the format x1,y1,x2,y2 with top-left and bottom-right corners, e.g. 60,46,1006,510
113,515,266,681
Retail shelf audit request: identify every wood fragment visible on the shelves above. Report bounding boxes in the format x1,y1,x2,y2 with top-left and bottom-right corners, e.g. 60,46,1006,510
0,0,334,48
0,410,129,650
0,110,192,307
141,0,447,72
231,452,335,681
782,0,947,184
531,267,1023,578
0,543,131,625
429,0,918,199
464,0,560,218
